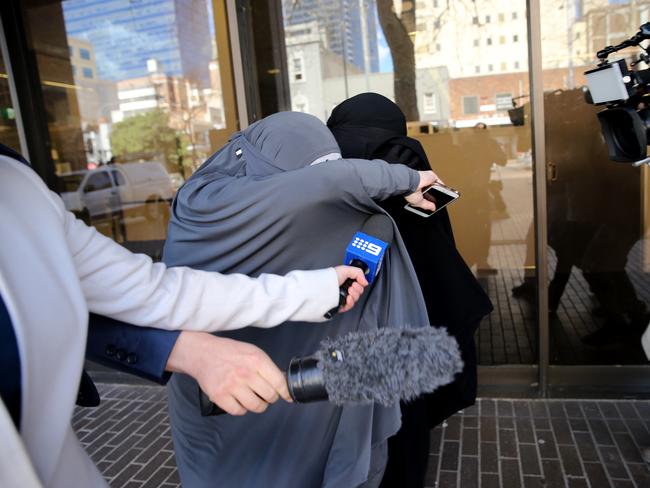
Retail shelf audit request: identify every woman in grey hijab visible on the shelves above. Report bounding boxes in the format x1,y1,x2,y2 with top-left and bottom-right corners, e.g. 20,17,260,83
163,112,436,488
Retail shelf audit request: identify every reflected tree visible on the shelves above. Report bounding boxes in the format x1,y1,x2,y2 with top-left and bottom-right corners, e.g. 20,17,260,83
110,110,179,165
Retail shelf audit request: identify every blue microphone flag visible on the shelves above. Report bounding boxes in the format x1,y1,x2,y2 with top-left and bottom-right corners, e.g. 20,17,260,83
344,231,388,284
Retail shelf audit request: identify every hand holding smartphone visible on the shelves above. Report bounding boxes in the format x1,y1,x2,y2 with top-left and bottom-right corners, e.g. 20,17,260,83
404,182,460,217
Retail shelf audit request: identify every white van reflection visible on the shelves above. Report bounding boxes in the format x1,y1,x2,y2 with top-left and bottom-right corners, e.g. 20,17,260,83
59,162,175,223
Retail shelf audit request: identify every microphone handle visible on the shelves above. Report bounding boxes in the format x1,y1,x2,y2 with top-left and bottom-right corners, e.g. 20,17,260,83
324,259,369,319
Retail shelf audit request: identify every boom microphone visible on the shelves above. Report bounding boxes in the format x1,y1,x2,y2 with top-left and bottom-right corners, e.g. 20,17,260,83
324,213,394,318
200,326,463,415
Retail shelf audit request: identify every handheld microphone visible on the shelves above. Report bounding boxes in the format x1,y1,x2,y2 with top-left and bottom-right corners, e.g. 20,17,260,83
324,214,393,318
200,326,463,416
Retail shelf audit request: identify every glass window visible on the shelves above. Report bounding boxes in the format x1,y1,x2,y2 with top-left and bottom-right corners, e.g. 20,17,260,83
488,63,494,72
499,36,506,45
513,34,519,42
541,0,650,365
292,54,305,82
423,92,437,114
20,0,230,253
495,93,512,111
498,13,505,22
0,49,20,152
485,15,491,23
280,0,535,366
512,11,518,20
462,96,479,115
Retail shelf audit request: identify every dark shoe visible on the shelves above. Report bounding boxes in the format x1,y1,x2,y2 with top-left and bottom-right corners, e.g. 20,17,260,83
581,322,625,347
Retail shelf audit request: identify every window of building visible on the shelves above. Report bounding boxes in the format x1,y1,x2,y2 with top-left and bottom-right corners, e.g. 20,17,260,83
514,61,520,69
499,36,506,44
485,15,491,23
79,48,91,60
434,20,440,29
82,67,93,79
433,0,438,7
495,93,513,111
513,34,519,42
69,46,74,57
292,55,305,82
462,96,479,115
473,39,479,47
488,64,493,72
436,43,441,52
472,16,479,24
500,62,507,71
475,66,480,73
423,92,437,113
498,13,505,22
487,38,492,46
512,11,518,20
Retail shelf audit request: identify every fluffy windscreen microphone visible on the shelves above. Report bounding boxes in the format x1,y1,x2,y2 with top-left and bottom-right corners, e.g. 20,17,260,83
289,327,463,406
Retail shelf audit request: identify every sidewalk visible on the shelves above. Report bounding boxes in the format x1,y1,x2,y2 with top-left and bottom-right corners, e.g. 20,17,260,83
72,384,650,488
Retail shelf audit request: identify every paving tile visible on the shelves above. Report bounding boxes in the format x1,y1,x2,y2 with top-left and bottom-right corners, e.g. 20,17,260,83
513,401,531,418
464,416,478,428
617,402,641,420
459,456,478,488
141,467,174,488
463,403,479,416
498,416,514,430
563,401,583,418
480,442,498,473
574,432,599,463
612,433,644,463
588,418,614,446
607,419,629,434
437,470,457,488
530,402,548,418
519,444,541,476
584,462,611,488
569,418,589,432
626,463,650,487
522,475,545,488
541,459,565,488
501,458,522,487
599,402,621,419
481,399,496,417
558,444,583,477
480,473,500,488
550,417,573,445
497,400,514,417
481,416,497,442
567,478,589,488
111,464,141,488
536,430,559,459
444,416,461,441
581,401,602,419
611,480,634,488
547,402,565,418
533,417,551,430
440,441,459,471
499,428,518,458
516,417,536,444
598,446,629,480
462,428,478,456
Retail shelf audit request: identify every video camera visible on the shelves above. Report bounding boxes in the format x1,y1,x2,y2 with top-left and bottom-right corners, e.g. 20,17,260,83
585,22,650,163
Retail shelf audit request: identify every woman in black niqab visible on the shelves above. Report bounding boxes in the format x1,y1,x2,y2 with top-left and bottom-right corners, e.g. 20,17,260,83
328,93,493,488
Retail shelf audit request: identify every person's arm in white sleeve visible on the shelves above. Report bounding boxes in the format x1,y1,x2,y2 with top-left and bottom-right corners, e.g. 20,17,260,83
59,206,348,330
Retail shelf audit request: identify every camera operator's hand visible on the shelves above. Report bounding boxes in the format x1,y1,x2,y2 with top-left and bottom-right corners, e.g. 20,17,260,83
167,331,290,415
405,170,442,212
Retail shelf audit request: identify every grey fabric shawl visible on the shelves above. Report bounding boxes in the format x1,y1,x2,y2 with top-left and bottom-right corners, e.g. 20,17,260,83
163,112,430,488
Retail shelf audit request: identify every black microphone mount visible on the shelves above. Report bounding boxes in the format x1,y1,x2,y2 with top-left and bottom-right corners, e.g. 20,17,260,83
597,22,650,65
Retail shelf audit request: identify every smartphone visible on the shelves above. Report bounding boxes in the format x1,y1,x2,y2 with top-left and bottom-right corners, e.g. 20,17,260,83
404,182,460,217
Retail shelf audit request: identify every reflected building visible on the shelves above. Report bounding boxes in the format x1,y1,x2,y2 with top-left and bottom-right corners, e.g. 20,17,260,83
283,0,380,73
62,0,212,87
285,21,449,121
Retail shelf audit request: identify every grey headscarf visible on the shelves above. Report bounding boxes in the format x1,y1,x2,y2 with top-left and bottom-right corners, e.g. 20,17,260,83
163,112,429,488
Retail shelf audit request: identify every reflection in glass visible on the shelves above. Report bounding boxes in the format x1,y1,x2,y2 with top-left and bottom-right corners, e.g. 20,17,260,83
21,0,226,259
282,0,537,364
541,0,650,364
0,47,20,150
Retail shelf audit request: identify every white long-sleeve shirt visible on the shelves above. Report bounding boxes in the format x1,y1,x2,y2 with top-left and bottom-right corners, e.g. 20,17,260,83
0,156,339,487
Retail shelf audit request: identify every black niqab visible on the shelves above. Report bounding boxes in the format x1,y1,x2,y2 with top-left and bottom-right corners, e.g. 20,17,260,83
327,93,493,428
